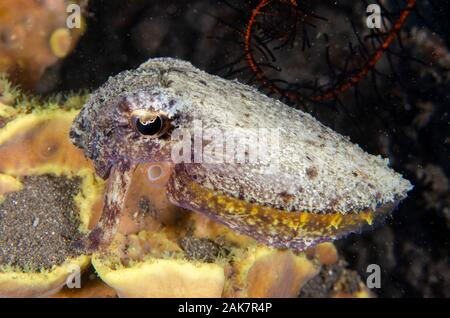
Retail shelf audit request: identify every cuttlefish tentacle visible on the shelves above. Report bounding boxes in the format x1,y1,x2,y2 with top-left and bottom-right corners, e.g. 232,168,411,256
77,164,136,252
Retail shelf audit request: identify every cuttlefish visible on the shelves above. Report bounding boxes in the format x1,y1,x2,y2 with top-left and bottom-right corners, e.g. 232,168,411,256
70,58,412,252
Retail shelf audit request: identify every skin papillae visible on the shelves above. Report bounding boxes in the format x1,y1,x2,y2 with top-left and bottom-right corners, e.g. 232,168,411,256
70,58,412,252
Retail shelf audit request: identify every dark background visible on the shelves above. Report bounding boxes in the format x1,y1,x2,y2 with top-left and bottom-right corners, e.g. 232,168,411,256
45,0,449,297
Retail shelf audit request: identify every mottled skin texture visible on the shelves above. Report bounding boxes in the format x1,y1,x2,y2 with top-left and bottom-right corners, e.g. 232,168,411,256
70,58,412,251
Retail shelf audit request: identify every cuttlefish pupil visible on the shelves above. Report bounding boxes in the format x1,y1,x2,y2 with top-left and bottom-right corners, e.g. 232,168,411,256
135,115,162,136
70,58,412,252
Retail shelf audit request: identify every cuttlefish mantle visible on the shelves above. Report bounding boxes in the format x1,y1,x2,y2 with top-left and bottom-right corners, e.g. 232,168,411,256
70,57,413,252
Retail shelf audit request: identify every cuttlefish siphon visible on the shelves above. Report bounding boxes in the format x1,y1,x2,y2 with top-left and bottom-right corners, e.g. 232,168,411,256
70,58,413,252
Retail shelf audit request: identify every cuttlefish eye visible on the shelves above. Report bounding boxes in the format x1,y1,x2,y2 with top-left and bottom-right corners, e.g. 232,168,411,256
133,113,164,137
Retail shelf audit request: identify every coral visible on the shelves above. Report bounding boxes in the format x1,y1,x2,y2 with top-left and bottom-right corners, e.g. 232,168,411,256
51,268,117,298
91,217,317,298
92,230,226,298
0,256,91,298
0,0,87,90
299,259,372,298
0,76,102,297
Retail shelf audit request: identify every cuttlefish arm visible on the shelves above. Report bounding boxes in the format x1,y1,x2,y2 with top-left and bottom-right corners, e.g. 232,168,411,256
76,164,136,252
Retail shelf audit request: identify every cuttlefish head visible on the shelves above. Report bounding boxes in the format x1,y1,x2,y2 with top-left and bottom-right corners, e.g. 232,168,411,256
70,90,181,179
70,86,191,251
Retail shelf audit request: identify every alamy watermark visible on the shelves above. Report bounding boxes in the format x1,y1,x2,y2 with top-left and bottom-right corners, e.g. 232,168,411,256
366,264,381,289
367,4,382,29
66,264,81,289
169,119,281,174
66,4,82,29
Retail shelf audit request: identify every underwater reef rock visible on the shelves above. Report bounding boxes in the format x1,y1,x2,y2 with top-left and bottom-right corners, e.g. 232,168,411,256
0,77,103,297
91,209,371,298
50,266,117,298
0,0,87,91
